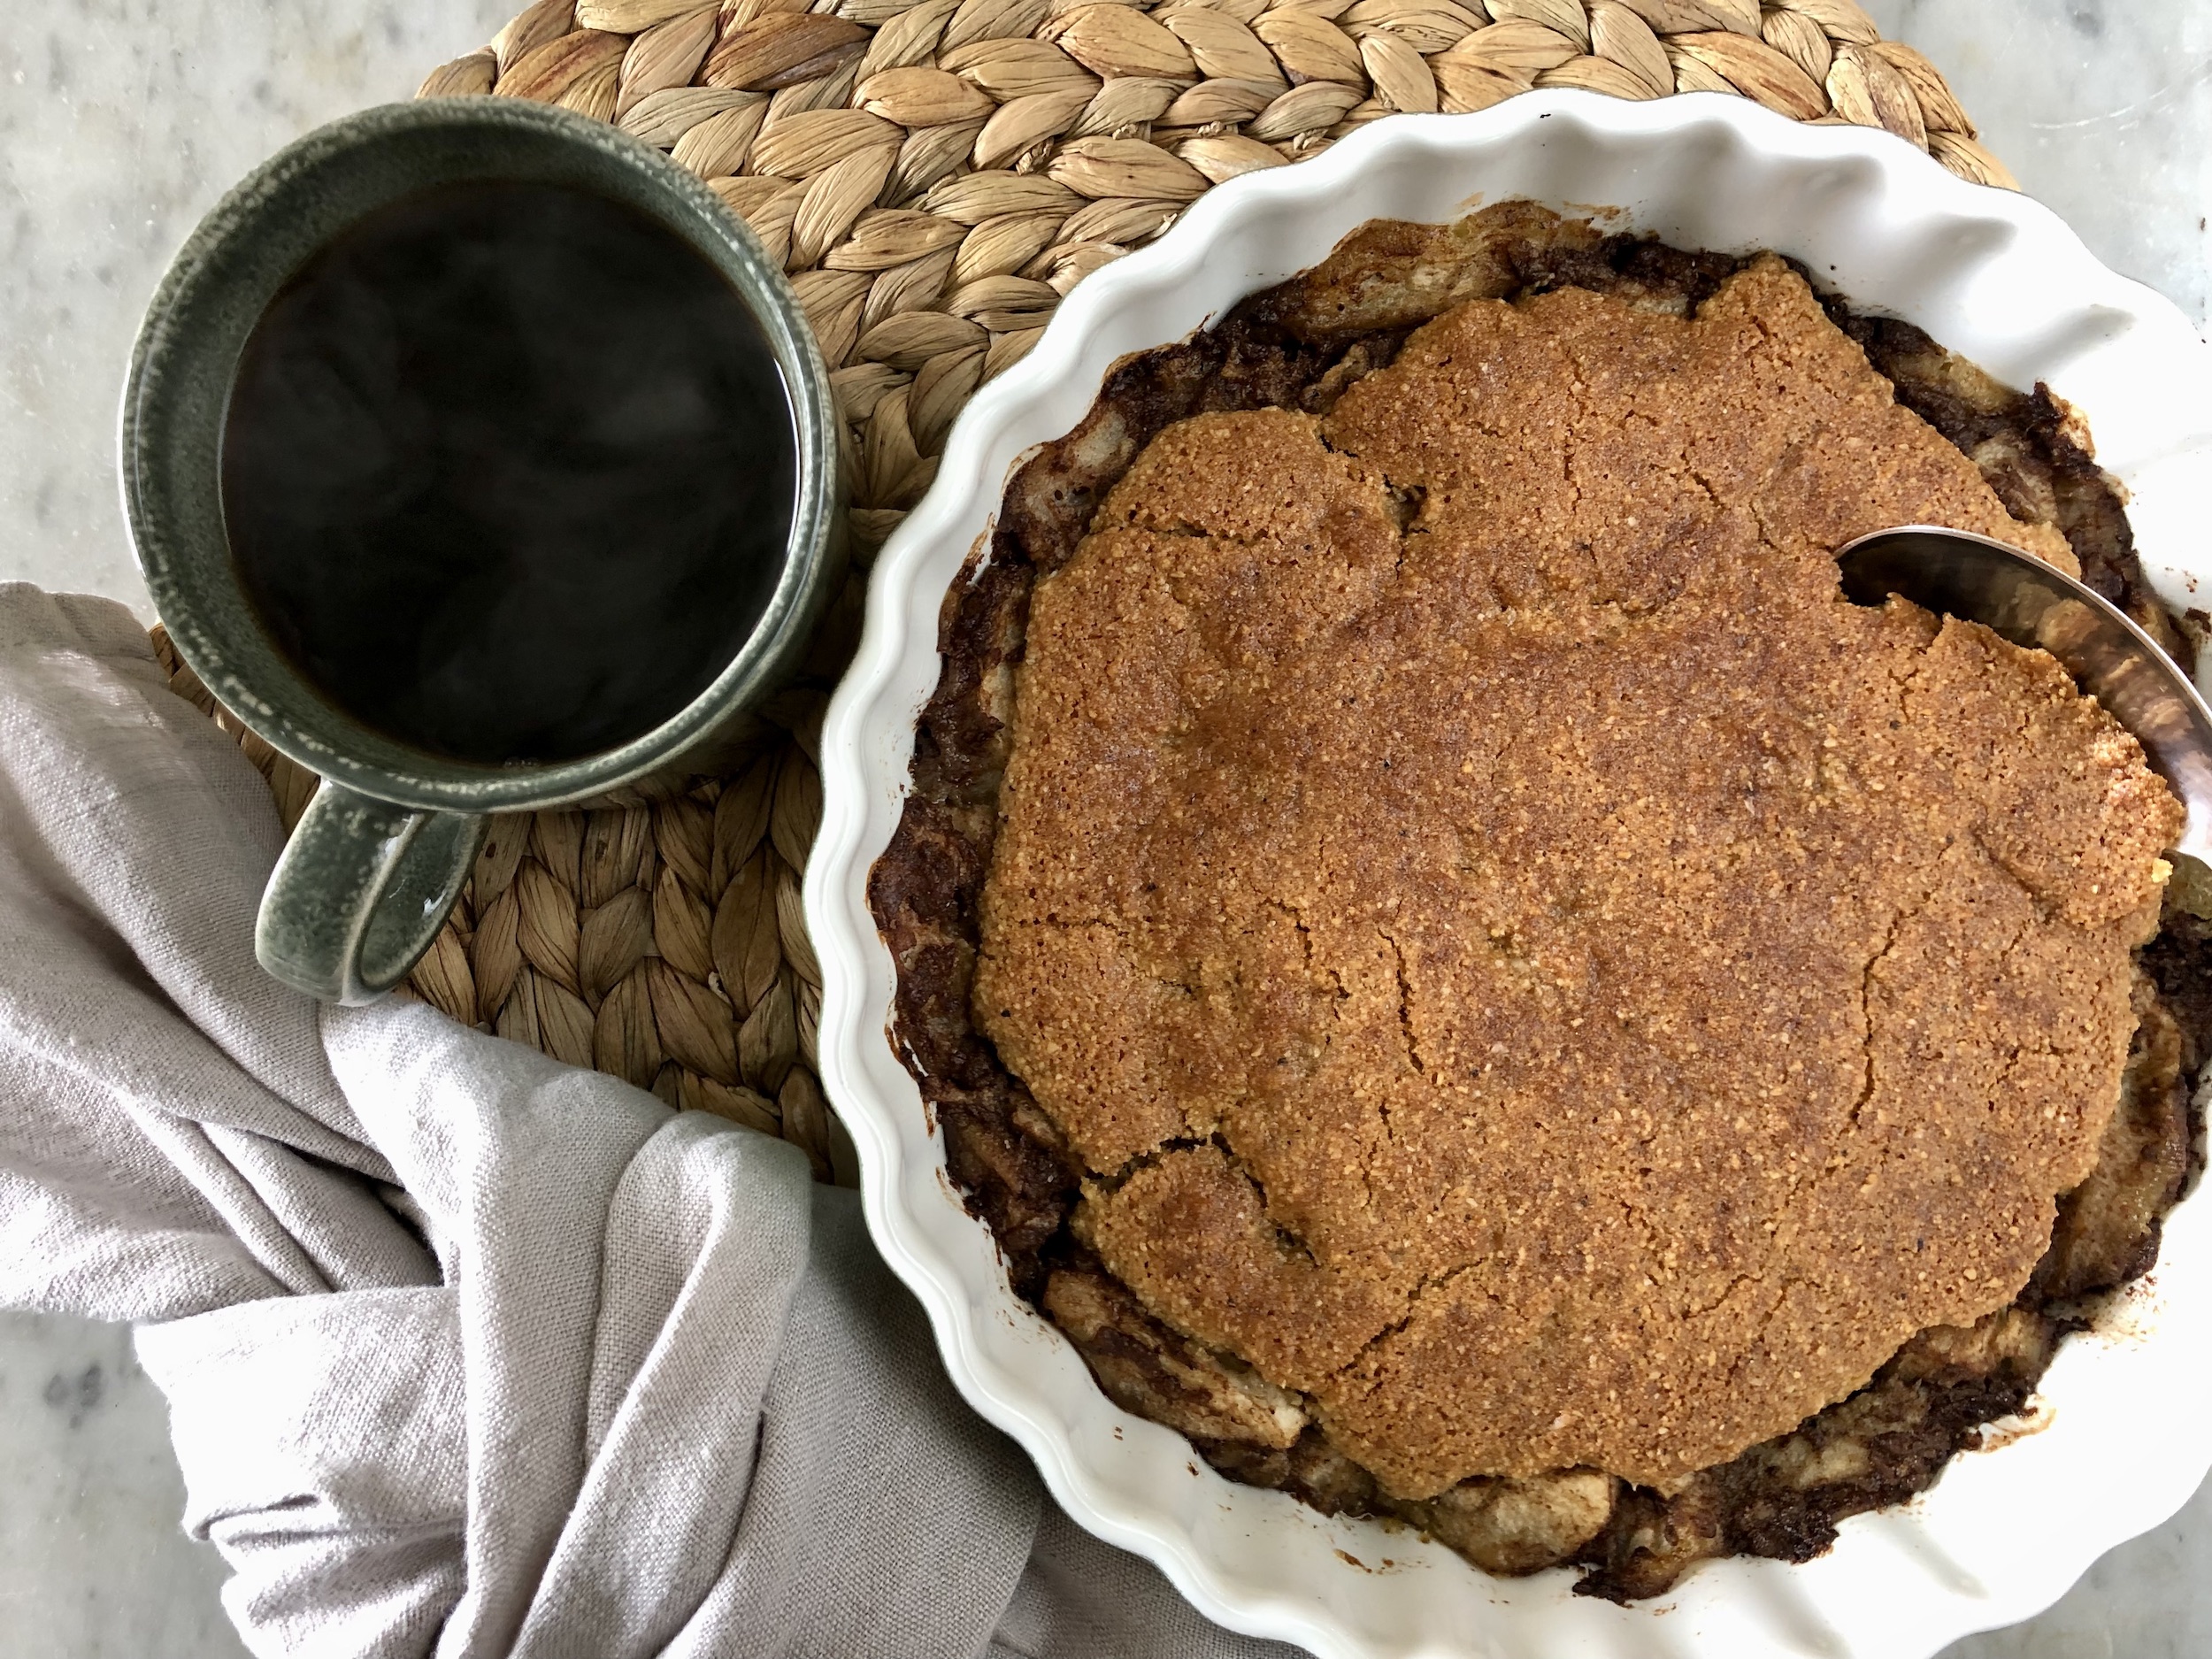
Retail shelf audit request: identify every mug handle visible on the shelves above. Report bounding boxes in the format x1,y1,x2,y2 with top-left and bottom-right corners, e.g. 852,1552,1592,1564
256,780,487,1006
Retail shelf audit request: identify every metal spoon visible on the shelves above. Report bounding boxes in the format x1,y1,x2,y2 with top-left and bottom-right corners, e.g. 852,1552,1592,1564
1834,524,2212,866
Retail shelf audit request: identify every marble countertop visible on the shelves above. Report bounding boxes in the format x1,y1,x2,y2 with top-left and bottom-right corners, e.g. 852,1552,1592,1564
3,2,2210,1655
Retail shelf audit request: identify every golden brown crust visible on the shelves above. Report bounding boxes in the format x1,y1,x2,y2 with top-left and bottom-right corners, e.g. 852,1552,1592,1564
1041,1256,1311,1450
872,204,2209,1597
978,256,2180,1494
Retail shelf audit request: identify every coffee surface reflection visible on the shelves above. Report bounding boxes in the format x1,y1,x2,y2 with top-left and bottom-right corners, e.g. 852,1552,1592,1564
221,178,798,764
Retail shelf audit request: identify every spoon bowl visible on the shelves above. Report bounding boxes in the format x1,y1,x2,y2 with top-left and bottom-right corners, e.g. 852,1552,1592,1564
1836,524,2212,866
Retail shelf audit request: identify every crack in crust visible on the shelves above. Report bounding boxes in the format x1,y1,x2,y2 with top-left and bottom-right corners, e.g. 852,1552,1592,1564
868,203,2212,1601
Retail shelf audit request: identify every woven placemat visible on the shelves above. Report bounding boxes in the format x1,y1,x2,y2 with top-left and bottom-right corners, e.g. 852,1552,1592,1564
157,0,2002,1185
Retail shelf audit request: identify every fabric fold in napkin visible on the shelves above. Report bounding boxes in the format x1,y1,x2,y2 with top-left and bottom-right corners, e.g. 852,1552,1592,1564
0,584,1291,1659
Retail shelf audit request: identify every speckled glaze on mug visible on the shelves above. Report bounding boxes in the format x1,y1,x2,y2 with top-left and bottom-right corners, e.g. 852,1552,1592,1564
121,97,841,1005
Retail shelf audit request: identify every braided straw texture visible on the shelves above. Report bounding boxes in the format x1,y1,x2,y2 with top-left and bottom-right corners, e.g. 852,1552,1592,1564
175,0,1998,1183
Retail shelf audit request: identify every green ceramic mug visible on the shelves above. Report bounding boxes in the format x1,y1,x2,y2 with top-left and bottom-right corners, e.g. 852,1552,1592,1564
121,98,842,1006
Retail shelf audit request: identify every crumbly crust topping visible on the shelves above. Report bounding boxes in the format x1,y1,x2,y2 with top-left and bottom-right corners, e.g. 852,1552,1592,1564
872,204,2208,1597
974,259,2182,1494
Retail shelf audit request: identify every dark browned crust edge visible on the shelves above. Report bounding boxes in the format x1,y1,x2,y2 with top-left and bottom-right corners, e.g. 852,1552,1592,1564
866,208,2212,1601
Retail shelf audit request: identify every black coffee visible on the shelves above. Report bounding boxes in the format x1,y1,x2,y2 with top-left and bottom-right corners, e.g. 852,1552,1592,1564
221,179,797,764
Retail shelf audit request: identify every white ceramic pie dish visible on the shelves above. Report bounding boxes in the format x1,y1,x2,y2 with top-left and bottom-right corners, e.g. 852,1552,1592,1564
805,92,2212,1659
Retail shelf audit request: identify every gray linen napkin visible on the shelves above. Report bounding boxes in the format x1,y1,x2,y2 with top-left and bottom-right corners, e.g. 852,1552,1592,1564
0,583,1294,1659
